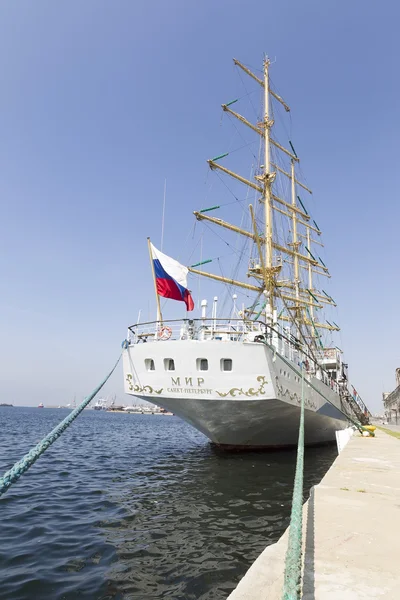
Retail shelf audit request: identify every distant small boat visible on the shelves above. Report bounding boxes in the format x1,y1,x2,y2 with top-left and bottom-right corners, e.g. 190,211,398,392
93,398,108,411
123,405,143,413
38,403,44,408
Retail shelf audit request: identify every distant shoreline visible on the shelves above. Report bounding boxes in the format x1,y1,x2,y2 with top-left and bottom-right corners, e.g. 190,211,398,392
2,405,173,415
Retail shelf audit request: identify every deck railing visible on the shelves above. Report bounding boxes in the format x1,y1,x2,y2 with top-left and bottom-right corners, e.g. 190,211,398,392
127,318,344,397
128,318,265,344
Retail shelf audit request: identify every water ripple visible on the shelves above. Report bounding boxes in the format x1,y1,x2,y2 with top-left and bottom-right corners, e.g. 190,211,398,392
0,407,336,599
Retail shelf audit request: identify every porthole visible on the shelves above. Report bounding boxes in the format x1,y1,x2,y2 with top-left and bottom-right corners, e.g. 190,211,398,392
145,359,155,371
197,358,208,371
221,358,232,371
164,358,175,371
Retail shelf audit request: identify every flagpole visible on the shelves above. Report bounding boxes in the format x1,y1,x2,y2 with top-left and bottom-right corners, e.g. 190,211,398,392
147,237,163,324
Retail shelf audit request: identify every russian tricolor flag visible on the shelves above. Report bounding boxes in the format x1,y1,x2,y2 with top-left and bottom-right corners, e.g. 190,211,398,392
150,243,194,311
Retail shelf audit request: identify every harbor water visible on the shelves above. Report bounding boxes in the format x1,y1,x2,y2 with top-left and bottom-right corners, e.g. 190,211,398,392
0,407,337,600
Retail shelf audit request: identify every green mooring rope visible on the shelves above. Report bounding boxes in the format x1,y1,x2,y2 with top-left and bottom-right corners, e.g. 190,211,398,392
282,365,305,600
0,353,123,498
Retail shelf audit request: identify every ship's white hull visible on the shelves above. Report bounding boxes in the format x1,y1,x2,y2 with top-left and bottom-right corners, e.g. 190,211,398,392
134,397,347,448
123,339,348,449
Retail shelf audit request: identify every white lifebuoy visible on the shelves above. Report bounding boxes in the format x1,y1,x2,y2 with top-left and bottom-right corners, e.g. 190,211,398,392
158,326,172,341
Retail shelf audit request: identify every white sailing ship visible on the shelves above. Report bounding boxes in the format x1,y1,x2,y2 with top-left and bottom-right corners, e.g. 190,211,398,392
122,57,369,448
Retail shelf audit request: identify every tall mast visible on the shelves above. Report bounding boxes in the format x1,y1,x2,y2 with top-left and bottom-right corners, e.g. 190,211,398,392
263,57,273,284
291,160,300,307
190,56,340,335
306,227,315,340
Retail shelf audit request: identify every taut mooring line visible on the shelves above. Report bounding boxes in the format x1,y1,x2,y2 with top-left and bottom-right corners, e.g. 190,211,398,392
281,364,305,600
0,350,125,498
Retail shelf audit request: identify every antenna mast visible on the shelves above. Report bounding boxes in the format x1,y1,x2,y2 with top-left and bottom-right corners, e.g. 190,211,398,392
161,178,166,251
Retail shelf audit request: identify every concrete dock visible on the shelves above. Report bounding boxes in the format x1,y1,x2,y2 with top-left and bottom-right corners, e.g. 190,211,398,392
227,428,400,599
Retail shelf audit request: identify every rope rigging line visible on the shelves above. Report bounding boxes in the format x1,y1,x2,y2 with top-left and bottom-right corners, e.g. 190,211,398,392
214,170,242,204
270,76,293,140
282,365,305,600
224,136,259,158
235,66,260,121
202,222,247,259
222,87,260,105
275,287,320,366
226,115,260,162
0,351,124,498
216,258,254,302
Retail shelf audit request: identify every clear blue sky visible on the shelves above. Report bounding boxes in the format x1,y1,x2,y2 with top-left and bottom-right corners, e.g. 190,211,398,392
1,0,398,411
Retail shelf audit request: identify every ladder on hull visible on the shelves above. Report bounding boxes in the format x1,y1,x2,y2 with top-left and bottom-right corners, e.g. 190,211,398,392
341,392,370,425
